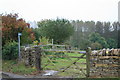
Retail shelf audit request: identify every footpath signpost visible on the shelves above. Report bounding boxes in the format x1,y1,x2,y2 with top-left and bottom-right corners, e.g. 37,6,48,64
18,33,22,61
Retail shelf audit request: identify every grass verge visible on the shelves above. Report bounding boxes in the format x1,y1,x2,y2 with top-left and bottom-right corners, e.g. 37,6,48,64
2,60,37,75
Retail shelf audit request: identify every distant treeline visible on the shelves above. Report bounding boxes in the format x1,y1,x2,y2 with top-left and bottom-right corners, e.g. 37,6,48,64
69,20,120,49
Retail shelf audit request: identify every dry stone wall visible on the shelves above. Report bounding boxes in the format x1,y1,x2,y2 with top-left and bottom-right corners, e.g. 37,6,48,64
90,49,120,78
20,46,42,70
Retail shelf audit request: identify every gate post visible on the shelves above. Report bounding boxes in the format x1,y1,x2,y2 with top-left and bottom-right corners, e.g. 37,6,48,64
34,46,42,71
86,47,91,78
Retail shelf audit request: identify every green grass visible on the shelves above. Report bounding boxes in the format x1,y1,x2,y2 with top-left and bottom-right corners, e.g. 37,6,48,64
41,52,86,77
2,60,37,75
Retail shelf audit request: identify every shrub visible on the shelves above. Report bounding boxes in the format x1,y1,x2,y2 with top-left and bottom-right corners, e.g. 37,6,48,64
40,37,49,45
90,42,102,50
2,41,18,60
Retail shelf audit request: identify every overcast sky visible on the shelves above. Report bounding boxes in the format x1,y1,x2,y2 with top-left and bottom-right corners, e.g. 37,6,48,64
0,0,120,22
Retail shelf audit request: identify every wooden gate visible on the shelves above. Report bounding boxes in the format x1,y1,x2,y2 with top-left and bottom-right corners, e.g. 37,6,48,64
41,49,88,78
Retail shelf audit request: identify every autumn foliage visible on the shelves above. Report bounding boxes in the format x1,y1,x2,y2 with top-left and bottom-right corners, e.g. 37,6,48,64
1,13,35,46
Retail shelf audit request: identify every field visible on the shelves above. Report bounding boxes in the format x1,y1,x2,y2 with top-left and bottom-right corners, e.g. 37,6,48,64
41,52,86,77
